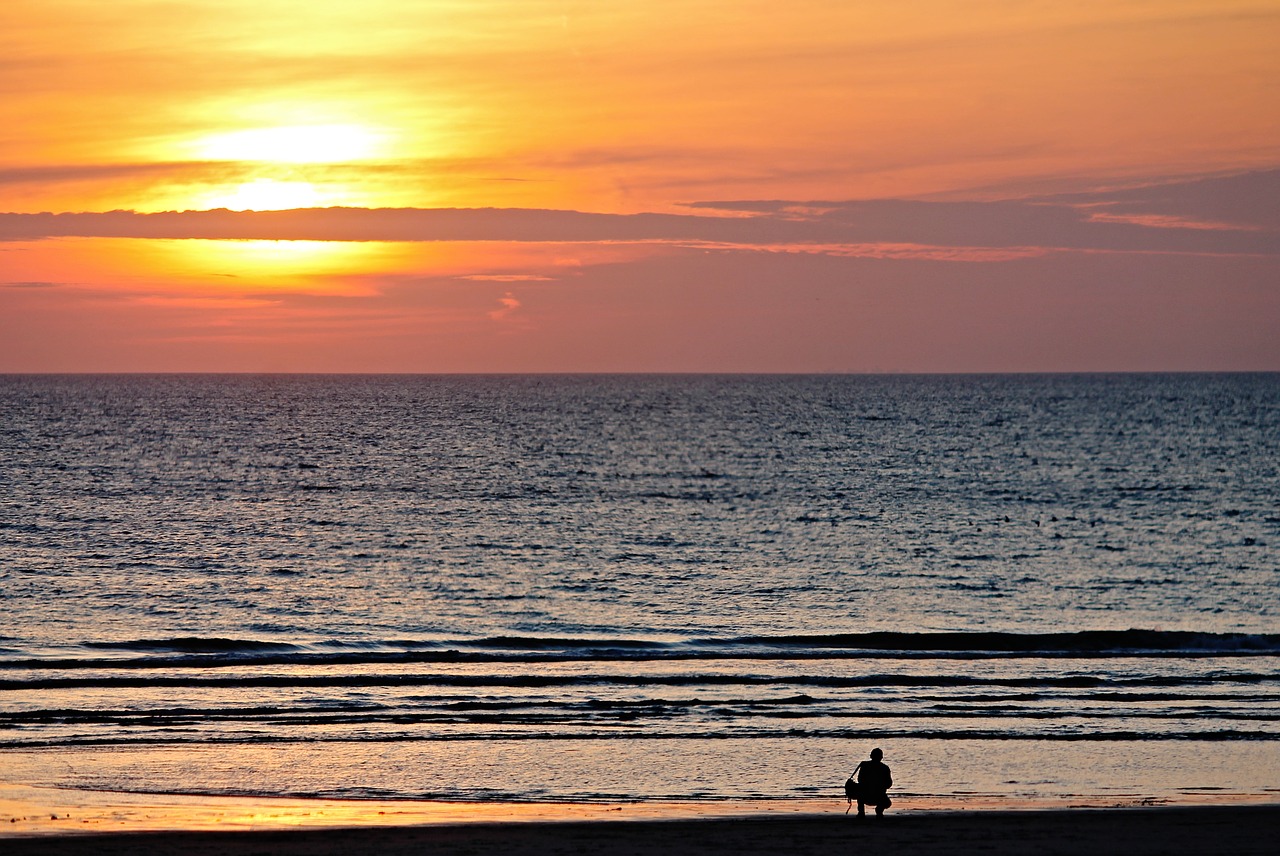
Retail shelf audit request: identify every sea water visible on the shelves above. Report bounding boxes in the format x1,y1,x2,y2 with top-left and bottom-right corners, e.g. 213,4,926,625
1,374,1278,806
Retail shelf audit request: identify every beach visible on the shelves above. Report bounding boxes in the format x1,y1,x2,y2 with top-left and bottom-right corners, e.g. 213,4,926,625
4,785,1279,855
3,801,1277,856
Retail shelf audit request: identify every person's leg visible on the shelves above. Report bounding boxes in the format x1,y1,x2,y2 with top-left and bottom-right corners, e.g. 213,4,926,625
856,799,866,817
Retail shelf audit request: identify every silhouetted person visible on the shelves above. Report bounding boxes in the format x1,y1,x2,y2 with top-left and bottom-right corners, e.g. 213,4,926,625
850,747,892,818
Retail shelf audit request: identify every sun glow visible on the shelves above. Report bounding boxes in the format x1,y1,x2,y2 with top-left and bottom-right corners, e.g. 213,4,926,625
195,124,384,164
149,238,402,293
177,239,384,276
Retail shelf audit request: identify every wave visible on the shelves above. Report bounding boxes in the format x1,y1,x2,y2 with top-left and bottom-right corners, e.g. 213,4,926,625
4,728,1277,750
7,698,1276,728
726,630,1280,654
4,630,1278,670
82,637,302,654
4,671,1276,692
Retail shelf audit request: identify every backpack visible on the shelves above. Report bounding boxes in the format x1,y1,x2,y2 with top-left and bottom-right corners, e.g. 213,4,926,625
844,775,860,800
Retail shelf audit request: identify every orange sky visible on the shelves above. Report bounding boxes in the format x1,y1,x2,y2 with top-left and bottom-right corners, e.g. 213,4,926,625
2,0,1279,372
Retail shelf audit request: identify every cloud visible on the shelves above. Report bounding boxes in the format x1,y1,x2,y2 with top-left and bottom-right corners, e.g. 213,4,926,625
0,163,225,186
130,295,283,310
488,291,521,321
2,170,1275,258
460,274,555,282
1036,169,1280,230
684,170,1280,255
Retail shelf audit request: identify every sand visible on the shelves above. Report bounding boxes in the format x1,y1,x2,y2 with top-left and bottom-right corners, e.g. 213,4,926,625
2,786,1278,856
1,805,1277,856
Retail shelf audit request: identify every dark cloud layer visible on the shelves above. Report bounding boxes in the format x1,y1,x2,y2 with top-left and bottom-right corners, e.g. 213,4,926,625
2,170,1277,256
1037,169,1280,229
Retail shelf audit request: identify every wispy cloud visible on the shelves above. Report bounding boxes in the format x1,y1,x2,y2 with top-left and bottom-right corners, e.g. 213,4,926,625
0,163,226,186
487,291,521,322
461,274,555,282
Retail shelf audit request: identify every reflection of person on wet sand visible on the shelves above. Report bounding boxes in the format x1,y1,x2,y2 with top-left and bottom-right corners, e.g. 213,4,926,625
847,748,893,818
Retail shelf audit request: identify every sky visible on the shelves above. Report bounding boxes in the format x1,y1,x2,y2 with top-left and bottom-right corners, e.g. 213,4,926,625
2,0,1278,373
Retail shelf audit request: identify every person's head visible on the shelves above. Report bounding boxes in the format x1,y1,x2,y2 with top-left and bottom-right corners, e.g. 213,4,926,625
870,748,883,761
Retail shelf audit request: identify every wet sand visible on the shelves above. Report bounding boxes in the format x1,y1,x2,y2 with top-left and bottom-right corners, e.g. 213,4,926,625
0,784,830,836
2,785,1277,856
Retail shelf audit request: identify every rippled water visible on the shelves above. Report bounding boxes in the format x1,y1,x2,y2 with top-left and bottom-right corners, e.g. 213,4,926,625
2,374,1278,805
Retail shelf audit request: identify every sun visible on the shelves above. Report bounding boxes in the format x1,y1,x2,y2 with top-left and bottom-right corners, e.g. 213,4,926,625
184,122,387,210
201,179,324,211
195,124,383,164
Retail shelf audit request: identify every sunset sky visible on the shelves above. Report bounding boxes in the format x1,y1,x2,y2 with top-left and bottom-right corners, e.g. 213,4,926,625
2,0,1278,372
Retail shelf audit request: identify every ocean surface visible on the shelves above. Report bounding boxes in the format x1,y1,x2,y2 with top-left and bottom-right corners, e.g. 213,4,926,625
1,374,1278,807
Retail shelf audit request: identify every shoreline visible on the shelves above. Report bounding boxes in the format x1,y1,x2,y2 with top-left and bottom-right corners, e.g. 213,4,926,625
4,782,1278,839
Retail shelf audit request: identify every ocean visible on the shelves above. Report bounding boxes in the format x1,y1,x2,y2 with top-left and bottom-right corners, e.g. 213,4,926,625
1,374,1278,807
